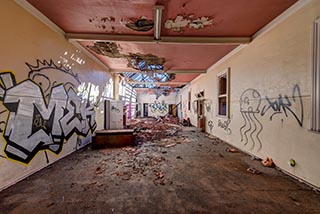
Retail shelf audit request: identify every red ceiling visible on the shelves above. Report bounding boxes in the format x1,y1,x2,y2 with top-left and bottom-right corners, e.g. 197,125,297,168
27,0,297,36
80,41,238,70
26,0,298,87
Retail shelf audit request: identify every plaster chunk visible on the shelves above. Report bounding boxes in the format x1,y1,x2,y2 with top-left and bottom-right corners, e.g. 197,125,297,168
165,15,213,32
189,17,213,29
164,15,191,32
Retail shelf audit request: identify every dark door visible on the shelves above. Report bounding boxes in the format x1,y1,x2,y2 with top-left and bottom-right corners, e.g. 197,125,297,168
168,104,173,115
143,103,148,117
197,100,205,131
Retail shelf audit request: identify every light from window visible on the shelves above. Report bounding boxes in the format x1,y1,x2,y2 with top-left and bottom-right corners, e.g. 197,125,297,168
217,69,229,117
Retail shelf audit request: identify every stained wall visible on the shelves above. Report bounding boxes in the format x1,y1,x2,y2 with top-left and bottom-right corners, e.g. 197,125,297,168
177,0,320,187
0,0,112,190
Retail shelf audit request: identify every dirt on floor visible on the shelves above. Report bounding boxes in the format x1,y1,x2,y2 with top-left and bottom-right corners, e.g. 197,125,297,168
0,118,320,214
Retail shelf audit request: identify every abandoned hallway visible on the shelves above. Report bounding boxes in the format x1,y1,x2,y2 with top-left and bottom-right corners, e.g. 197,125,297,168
0,119,319,214
2,0,320,213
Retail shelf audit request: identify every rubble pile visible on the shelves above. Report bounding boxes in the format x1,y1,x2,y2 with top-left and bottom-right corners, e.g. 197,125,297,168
100,143,169,185
128,117,182,143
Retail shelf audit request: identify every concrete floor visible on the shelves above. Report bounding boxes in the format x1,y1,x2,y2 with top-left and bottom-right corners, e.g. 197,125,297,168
0,126,320,214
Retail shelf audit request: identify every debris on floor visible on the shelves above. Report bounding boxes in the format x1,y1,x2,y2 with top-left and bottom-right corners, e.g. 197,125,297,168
128,117,182,143
226,147,238,153
261,157,275,167
1,116,320,213
246,167,262,175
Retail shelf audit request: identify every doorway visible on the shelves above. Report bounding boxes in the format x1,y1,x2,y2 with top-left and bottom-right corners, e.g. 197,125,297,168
143,103,148,117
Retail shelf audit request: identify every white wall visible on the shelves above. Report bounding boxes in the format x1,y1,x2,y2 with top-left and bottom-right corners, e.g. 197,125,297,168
137,92,177,117
177,0,320,187
0,0,112,190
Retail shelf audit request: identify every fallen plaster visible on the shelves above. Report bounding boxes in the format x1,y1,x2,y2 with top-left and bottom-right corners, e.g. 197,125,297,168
165,15,213,32
2,117,320,213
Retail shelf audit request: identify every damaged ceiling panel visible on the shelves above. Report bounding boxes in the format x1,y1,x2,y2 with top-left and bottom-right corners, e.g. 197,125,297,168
26,0,298,92
165,15,214,33
27,0,297,36
82,41,238,70
126,17,154,32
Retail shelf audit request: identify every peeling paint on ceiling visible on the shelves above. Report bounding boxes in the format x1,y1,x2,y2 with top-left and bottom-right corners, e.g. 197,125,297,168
127,53,165,71
87,42,165,72
87,42,123,58
165,15,213,33
126,17,154,32
89,16,116,32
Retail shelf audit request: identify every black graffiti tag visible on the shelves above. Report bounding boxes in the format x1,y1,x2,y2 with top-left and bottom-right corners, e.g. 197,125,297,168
260,84,303,127
218,119,232,135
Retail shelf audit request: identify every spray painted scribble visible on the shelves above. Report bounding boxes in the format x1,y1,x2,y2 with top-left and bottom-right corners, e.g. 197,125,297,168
0,60,97,164
239,89,263,151
149,101,168,114
208,120,214,132
218,119,232,135
27,59,80,99
111,105,121,113
239,85,304,151
261,84,303,127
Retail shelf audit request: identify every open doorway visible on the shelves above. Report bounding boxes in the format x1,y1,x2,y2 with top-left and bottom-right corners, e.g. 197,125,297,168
196,91,205,131
143,103,148,117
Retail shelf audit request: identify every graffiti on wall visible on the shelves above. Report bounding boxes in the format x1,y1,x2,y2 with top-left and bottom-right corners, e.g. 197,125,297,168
260,84,303,127
239,85,303,151
111,105,121,113
208,120,214,132
0,60,98,164
149,100,168,114
239,89,263,151
218,119,232,135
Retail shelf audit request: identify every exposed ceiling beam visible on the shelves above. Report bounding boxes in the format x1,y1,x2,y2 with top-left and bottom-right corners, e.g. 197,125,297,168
111,69,206,74
66,33,251,45
128,81,188,85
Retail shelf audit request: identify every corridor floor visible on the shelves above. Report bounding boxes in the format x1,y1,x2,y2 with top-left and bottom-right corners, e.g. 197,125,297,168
0,126,319,214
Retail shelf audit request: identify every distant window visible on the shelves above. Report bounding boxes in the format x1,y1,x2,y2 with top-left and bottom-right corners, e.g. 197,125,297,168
217,68,229,117
188,91,191,111
312,18,320,132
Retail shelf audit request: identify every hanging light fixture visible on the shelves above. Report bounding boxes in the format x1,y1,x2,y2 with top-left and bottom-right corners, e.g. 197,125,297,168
154,5,164,41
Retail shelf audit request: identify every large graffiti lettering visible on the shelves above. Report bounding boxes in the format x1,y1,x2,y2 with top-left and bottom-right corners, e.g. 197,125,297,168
261,84,303,127
0,60,97,164
149,100,168,114
239,89,263,151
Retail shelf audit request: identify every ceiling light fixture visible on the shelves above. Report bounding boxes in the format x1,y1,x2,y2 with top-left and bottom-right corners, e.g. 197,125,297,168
154,5,164,41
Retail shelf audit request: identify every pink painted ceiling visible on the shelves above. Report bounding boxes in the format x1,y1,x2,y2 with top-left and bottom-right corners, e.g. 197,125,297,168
80,41,237,70
26,0,298,87
27,0,297,36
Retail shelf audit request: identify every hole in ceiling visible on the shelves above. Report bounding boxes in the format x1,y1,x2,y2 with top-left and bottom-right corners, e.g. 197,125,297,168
126,17,154,32
127,53,165,71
